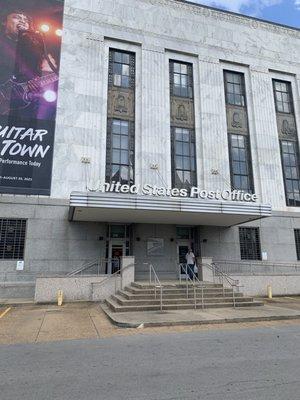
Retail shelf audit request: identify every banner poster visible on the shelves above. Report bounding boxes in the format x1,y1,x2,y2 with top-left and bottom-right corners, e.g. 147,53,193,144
0,0,64,195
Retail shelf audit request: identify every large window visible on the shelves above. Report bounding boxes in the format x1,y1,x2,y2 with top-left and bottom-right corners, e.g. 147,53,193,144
273,79,300,207
106,49,135,185
106,119,134,185
224,71,246,107
239,227,261,261
0,219,26,260
273,80,293,114
170,61,193,98
281,140,300,206
229,134,253,193
224,70,254,194
172,127,196,190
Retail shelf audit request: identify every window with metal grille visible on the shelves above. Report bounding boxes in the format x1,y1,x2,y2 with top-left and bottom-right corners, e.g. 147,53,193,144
106,119,134,185
229,134,254,193
170,61,193,98
0,219,26,260
239,227,261,260
281,140,300,206
109,50,135,89
294,229,300,260
172,127,196,190
273,80,293,114
224,71,246,107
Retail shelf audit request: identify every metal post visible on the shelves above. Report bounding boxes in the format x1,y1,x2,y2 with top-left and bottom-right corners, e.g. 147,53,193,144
194,284,196,309
233,289,236,308
186,276,189,299
160,286,163,311
201,285,204,310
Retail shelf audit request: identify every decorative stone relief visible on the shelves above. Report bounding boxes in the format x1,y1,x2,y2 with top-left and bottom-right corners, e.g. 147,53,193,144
226,106,248,134
171,98,194,128
277,114,297,138
107,88,135,120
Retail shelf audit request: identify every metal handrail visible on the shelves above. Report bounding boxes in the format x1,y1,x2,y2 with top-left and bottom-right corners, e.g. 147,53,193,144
214,260,300,275
179,263,204,310
66,258,120,277
179,262,241,309
202,262,243,308
93,262,135,294
144,263,163,311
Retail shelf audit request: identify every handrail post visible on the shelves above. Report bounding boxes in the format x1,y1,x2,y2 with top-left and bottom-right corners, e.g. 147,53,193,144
179,264,182,284
201,285,204,310
160,286,163,311
194,284,196,309
222,276,225,297
233,288,236,308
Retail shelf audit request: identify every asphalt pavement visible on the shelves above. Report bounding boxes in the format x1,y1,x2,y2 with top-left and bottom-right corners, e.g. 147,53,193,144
0,323,300,400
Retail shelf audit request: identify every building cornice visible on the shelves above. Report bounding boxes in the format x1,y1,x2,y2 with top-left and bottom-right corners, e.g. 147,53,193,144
167,0,300,38
64,0,300,41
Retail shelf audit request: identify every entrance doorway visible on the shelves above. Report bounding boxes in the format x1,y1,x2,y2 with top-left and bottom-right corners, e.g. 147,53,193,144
177,241,191,278
108,241,125,274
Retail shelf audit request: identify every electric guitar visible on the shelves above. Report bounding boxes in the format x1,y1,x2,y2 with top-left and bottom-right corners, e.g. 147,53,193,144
0,73,59,115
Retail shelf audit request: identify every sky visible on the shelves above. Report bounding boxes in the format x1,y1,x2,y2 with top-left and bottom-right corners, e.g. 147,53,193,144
187,0,300,28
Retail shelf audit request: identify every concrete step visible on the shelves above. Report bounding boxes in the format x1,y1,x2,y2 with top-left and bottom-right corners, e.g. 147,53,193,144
118,290,238,300
112,294,252,306
105,298,264,312
125,286,230,295
131,282,223,289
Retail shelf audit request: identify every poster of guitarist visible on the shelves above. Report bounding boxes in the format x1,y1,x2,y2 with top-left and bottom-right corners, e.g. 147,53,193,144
0,2,63,120
0,0,64,195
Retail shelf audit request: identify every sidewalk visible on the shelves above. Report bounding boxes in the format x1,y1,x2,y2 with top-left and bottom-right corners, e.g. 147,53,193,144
101,296,300,328
0,297,300,345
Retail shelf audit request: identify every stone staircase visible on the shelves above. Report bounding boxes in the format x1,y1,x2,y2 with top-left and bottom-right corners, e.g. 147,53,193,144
105,281,264,312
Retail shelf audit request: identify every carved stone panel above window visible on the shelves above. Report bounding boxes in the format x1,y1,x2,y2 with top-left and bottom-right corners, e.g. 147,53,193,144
226,106,248,134
277,114,297,139
107,88,135,120
171,98,194,128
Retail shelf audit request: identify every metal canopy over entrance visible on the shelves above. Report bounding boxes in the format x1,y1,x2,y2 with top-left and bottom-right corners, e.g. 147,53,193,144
69,192,272,227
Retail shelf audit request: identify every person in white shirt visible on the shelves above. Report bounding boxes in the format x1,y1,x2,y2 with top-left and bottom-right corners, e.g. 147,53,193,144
185,248,195,280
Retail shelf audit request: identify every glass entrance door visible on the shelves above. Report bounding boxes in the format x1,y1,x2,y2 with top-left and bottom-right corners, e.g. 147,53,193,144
177,242,190,277
108,241,125,274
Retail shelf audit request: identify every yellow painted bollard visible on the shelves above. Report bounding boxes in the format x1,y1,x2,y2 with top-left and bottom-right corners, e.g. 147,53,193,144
267,285,272,299
57,290,63,306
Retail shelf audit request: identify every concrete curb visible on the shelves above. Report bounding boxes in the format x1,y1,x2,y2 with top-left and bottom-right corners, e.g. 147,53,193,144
100,304,300,329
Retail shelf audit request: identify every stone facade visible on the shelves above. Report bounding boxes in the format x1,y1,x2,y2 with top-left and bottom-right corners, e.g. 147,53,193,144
1,0,300,293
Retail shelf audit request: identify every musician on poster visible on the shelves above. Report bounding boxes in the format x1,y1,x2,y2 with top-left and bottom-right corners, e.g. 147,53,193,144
0,0,64,196
0,6,59,120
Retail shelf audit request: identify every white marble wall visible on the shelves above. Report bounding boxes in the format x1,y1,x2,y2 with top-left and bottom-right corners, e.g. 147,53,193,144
50,0,300,212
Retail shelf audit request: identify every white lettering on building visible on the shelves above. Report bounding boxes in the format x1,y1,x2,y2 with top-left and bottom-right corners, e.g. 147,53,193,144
87,181,258,202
